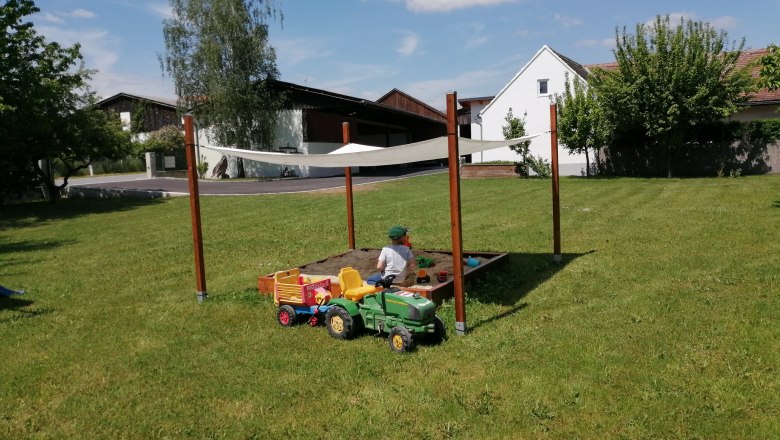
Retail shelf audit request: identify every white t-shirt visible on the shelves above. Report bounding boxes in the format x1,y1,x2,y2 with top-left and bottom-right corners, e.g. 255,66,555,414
378,245,414,281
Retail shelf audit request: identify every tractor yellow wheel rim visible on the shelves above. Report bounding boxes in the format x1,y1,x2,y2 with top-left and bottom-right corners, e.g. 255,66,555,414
331,315,344,333
392,334,404,350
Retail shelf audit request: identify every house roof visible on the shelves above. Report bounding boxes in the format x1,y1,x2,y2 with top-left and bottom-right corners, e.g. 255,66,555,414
735,48,780,104
584,48,780,105
585,61,618,71
458,96,495,109
376,88,447,121
550,49,591,80
271,80,446,126
96,92,178,109
480,45,589,116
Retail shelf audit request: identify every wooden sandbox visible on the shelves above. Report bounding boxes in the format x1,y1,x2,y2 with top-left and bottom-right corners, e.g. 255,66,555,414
258,248,508,304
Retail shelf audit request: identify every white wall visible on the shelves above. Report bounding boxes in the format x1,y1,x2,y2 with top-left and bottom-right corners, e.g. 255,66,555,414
477,46,588,176
727,104,780,122
197,109,351,179
467,101,489,162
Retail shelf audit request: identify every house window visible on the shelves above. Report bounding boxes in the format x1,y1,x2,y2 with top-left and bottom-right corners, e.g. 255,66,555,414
538,79,549,96
120,111,131,131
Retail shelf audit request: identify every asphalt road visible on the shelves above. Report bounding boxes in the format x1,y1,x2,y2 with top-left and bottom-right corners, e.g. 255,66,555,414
69,167,447,196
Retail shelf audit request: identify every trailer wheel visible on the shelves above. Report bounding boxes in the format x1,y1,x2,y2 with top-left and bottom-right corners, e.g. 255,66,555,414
277,305,296,327
325,307,355,339
389,326,414,353
426,315,447,345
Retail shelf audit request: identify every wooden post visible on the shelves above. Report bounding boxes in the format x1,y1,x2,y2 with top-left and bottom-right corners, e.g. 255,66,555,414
447,92,467,336
184,115,207,302
549,104,561,263
342,122,356,250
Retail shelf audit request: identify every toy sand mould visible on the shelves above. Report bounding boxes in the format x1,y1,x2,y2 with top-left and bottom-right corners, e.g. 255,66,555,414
258,248,508,304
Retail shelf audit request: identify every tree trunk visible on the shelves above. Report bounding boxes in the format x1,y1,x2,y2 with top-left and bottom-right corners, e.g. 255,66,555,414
585,149,591,177
522,152,529,177
34,158,59,203
595,147,604,175
236,157,245,178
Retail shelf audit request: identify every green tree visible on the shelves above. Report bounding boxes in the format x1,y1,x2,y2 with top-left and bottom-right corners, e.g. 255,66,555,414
0,0,132,203
555,73,610,177
756,44,780,91
160,0,284,153
502,108,532,176
47,107,133,191
590,15,753,177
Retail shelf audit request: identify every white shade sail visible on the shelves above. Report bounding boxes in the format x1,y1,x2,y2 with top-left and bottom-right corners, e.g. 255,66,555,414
201,133,544,168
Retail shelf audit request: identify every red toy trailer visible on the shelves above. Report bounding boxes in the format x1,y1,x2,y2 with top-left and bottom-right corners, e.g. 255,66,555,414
273,268,333,327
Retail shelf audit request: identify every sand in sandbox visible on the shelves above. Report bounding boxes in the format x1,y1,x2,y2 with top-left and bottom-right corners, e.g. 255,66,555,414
299,248,486,286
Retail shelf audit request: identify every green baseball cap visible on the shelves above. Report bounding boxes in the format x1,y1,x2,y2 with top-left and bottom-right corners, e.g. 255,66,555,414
388,225,407,239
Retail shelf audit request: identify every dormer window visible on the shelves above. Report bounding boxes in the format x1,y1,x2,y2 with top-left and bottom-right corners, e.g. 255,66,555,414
538,79,549,96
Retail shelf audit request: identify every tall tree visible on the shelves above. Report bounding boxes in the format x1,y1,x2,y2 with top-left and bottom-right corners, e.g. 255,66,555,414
555,73,610,177
1,0,132,203
590,15,753,177
160,0,284,152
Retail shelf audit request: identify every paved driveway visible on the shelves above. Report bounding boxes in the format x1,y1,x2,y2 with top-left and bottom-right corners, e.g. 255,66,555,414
69,167,447,196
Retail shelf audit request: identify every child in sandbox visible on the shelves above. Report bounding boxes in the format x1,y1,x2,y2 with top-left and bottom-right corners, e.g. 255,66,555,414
368,225,415,286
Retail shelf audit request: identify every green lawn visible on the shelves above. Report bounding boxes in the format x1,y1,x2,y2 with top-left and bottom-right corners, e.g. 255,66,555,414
1,174,778,439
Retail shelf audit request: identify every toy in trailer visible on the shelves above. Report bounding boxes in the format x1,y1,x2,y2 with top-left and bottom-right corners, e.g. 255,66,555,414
273,268,333,327
324,270,446,353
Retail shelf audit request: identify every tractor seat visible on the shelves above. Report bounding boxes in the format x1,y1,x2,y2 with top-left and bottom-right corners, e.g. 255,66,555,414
338,267,376,301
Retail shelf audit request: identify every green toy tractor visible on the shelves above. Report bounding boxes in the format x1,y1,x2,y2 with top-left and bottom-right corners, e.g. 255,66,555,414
324,274,446,353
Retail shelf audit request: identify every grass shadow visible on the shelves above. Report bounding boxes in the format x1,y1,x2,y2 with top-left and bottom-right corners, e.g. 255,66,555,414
0,238,79,272
469,302,528,332
0,297,54,324
0,237,78,254
0,197,165,231
467,251,591,306
0,296,34,311
463,251,592,331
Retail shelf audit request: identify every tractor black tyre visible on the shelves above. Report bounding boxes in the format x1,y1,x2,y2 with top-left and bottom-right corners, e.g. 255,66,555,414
277,305,297,327
426,315,447,345
325,307,355,340
388,326,414,353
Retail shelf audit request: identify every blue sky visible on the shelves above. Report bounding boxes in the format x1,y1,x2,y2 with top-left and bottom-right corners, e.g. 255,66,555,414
32,0,780,109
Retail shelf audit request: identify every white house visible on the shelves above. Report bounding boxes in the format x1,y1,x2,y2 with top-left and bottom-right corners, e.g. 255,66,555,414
465,45,780,175
471,45,590,176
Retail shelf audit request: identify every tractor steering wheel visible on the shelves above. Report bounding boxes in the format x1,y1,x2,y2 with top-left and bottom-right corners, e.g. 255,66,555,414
375,274,396,289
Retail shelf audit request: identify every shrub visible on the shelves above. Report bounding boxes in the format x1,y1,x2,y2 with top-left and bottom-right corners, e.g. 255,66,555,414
137,125,185,154
197,155,209,179
527,155,552,178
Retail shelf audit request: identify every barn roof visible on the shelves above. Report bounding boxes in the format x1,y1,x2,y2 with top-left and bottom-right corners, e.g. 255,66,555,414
376,88,447,122
96,92,178,109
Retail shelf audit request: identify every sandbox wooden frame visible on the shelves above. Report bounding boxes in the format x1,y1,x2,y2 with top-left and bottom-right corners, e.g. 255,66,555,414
256,249,509,305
